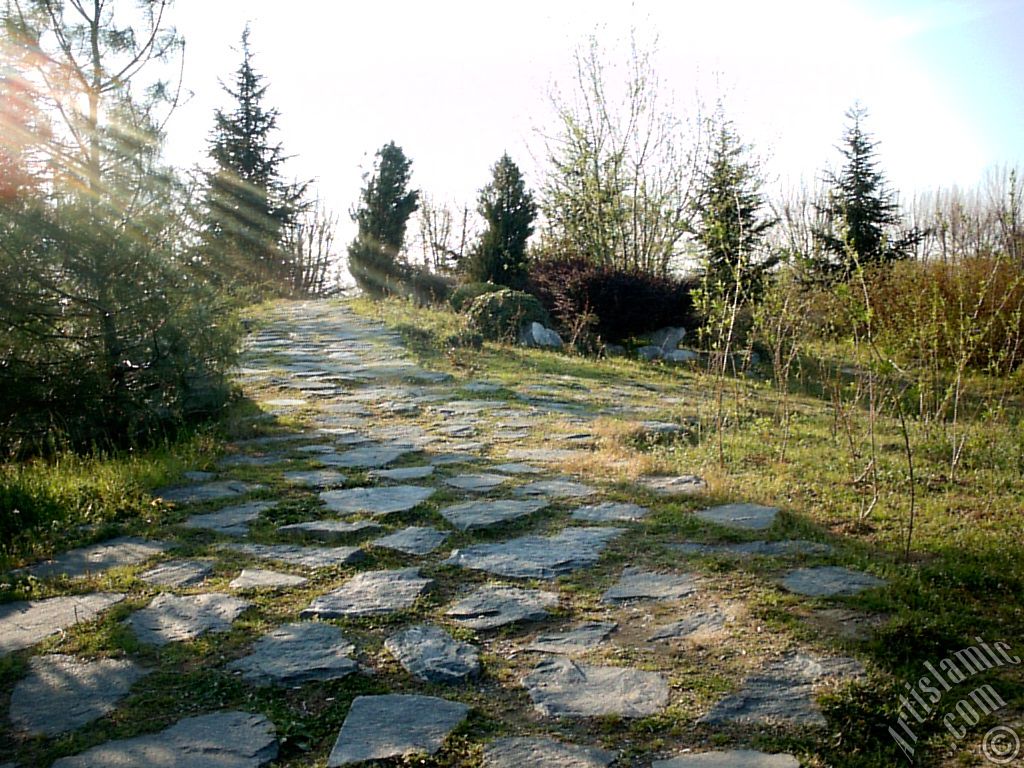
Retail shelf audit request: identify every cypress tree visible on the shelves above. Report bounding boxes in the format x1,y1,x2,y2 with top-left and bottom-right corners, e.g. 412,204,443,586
467,153,537,288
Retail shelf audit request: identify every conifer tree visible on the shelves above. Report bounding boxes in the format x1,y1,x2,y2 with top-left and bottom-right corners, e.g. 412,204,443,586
203,28,305,290
348,141,419,297
466,153,536,288
812,106,921,280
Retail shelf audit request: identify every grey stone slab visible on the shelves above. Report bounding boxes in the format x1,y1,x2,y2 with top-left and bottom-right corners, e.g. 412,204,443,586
327,694,469,766
183,470,217,482
230,568,307,590
428,452,479,466
672,539,833,558
127,593,251,645
444,473,510,492
781,566,887,597
9,654,150,736
227,622,357,686
513,479,597,499
320,485,435,516
155,480,263,505
217,453,288,468
490,462,544,475
522,657,669,718
526,622,617,654
652,750,799,767
302,568,432,618
695,503,779,531
282,469,347,488
278,520,382,542
369,465,436,481
506,448,585,463
700,651,865,727
371,526,449,556
602,567,698,603
224,542,364,569
446,585,558,630
24,537,170,580
0,593,125,656
182,501,276,536
640,475,708,496
649,610,729,642
571,502,650,523
440,498,548,531
140,559,214,588
51,711,278,768
484,736,616,768
385,624,480,683
446,527,624,579
315,444,411,469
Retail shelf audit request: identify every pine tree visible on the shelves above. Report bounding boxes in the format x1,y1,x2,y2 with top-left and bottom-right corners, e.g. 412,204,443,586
812,106,921,280
348,141,419,297
466,153,536,288
203,28,305,290
694,117,776,300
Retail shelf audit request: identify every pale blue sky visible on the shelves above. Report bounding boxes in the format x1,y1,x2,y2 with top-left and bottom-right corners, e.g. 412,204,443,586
161,0,1023,230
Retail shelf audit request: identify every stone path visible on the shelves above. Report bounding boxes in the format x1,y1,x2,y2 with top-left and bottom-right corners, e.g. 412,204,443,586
0,300,890,766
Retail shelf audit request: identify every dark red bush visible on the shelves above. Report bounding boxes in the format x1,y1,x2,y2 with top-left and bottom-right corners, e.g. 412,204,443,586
528,256,698,342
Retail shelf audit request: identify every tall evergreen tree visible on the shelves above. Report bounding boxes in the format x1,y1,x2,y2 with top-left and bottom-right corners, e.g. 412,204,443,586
812,106,921,280
466,153,536,288
694,117,776,299
203,28,305,290
348,141,419,297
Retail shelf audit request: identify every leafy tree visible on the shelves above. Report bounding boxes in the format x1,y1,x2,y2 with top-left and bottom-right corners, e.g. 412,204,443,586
348,141,419,297
693,115,776,300
812,106,921,280
466,153,536,288
203,28,306,291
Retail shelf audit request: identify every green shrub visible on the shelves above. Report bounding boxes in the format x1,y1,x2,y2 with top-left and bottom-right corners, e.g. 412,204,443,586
465,288,550,342
0,474,61,554
450,281,503,312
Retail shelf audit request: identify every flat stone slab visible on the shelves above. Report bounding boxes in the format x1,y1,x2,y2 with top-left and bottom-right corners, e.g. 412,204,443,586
141,559,214,588
513,479,596,498
230,568,307,590
282,469,347,488
302,568,432,618
484,736,616,767
695,503,779,531
571,502,650,523
316,444,411,469
227,622,357,686
384,624,480,683
522,657,669,718
278,520,382,542
369,465,436,481
51,711,278,768
506,448,585,463
0,593,125,656
652,750,800,767
527,622,617,654
320,485,435,516
446,527,624,579
673,540,832,558
446,585,558,630
24,537,169,580
224,543,364,569
640,475,708,496
9,654,150,736
127,593,251,645
441,499,548,531
372,526,449,556
327,694,469,766
217,453,288,468
155,480,262,505
183,501,276,536
781,566,887,597
490,462,544,475
602,567,698,603
700,651,865,727
444,473,510,492
649,610,729,642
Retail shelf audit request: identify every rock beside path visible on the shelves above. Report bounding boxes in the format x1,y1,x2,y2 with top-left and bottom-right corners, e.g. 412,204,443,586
484,736,616,767
652,751,800,767
695,503,779,531
781,566,887,597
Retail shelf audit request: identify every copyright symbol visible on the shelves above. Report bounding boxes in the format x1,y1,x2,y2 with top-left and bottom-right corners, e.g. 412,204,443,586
983,725,1021,765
